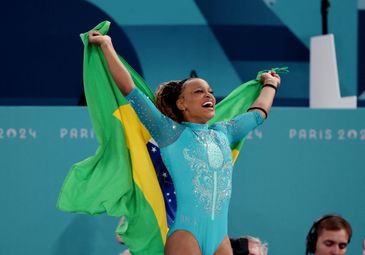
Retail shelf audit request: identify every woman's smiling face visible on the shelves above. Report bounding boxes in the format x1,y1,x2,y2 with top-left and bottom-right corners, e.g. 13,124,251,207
176,78,216,124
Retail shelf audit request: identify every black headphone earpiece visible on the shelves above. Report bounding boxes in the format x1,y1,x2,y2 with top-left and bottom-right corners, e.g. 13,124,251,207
305,214,339,255
230,237,249,255
306,221,318,255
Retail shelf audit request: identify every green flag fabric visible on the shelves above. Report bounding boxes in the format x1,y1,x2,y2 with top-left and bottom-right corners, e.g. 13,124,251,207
57,21,167,254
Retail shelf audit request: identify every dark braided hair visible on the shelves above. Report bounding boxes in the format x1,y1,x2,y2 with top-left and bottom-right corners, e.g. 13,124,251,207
155,79,190,122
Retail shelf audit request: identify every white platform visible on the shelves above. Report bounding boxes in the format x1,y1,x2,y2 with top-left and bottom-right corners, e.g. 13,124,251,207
309,34,357,108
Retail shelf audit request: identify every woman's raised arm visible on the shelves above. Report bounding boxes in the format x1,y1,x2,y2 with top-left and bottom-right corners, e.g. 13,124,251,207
248,71,281,120
88,31,135,95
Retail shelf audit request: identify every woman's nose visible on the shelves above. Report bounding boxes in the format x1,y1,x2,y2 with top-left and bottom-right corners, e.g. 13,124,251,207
205,92,213,98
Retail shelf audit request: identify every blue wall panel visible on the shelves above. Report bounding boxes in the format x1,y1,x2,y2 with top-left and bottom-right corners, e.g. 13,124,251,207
1,0,363,105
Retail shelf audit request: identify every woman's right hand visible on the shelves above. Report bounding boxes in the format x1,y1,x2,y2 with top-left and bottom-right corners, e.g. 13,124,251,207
87,29,135,95
88,30,111,46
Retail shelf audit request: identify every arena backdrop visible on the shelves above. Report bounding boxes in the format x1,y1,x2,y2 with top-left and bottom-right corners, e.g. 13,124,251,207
0,107,364,255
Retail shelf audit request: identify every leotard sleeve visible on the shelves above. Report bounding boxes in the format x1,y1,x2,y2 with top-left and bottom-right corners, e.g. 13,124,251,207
125,87,184,147
214,111,263,147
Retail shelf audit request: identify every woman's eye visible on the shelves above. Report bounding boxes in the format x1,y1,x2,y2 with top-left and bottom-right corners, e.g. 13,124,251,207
194,90,203,93
209,90,214,94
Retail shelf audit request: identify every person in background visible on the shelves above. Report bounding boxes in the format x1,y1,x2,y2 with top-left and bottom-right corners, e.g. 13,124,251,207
305,214,352,255
115,217,131,255
230,236,268,255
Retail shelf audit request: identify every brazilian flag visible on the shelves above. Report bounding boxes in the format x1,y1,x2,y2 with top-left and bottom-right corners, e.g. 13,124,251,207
57,21,288,254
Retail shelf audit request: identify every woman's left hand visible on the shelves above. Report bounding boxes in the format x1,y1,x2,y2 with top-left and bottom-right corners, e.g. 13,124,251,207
261,71,281,88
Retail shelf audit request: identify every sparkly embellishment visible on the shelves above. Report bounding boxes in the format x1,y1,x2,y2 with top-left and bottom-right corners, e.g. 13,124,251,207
184,129,232,218
207,140,223,169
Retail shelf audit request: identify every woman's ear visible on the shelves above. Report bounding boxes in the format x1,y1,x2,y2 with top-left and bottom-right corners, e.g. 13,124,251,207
176,98,186,111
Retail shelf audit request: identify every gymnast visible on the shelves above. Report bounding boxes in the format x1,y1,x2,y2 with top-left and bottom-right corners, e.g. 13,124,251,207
88,30,280,255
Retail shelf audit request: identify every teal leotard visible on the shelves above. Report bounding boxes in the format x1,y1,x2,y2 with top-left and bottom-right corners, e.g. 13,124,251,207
126,87,263,255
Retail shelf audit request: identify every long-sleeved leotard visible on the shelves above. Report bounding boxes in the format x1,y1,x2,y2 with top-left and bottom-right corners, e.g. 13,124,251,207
126,87,263,255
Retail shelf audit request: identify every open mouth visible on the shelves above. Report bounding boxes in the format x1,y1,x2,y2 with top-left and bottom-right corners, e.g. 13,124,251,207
202,101,215,109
